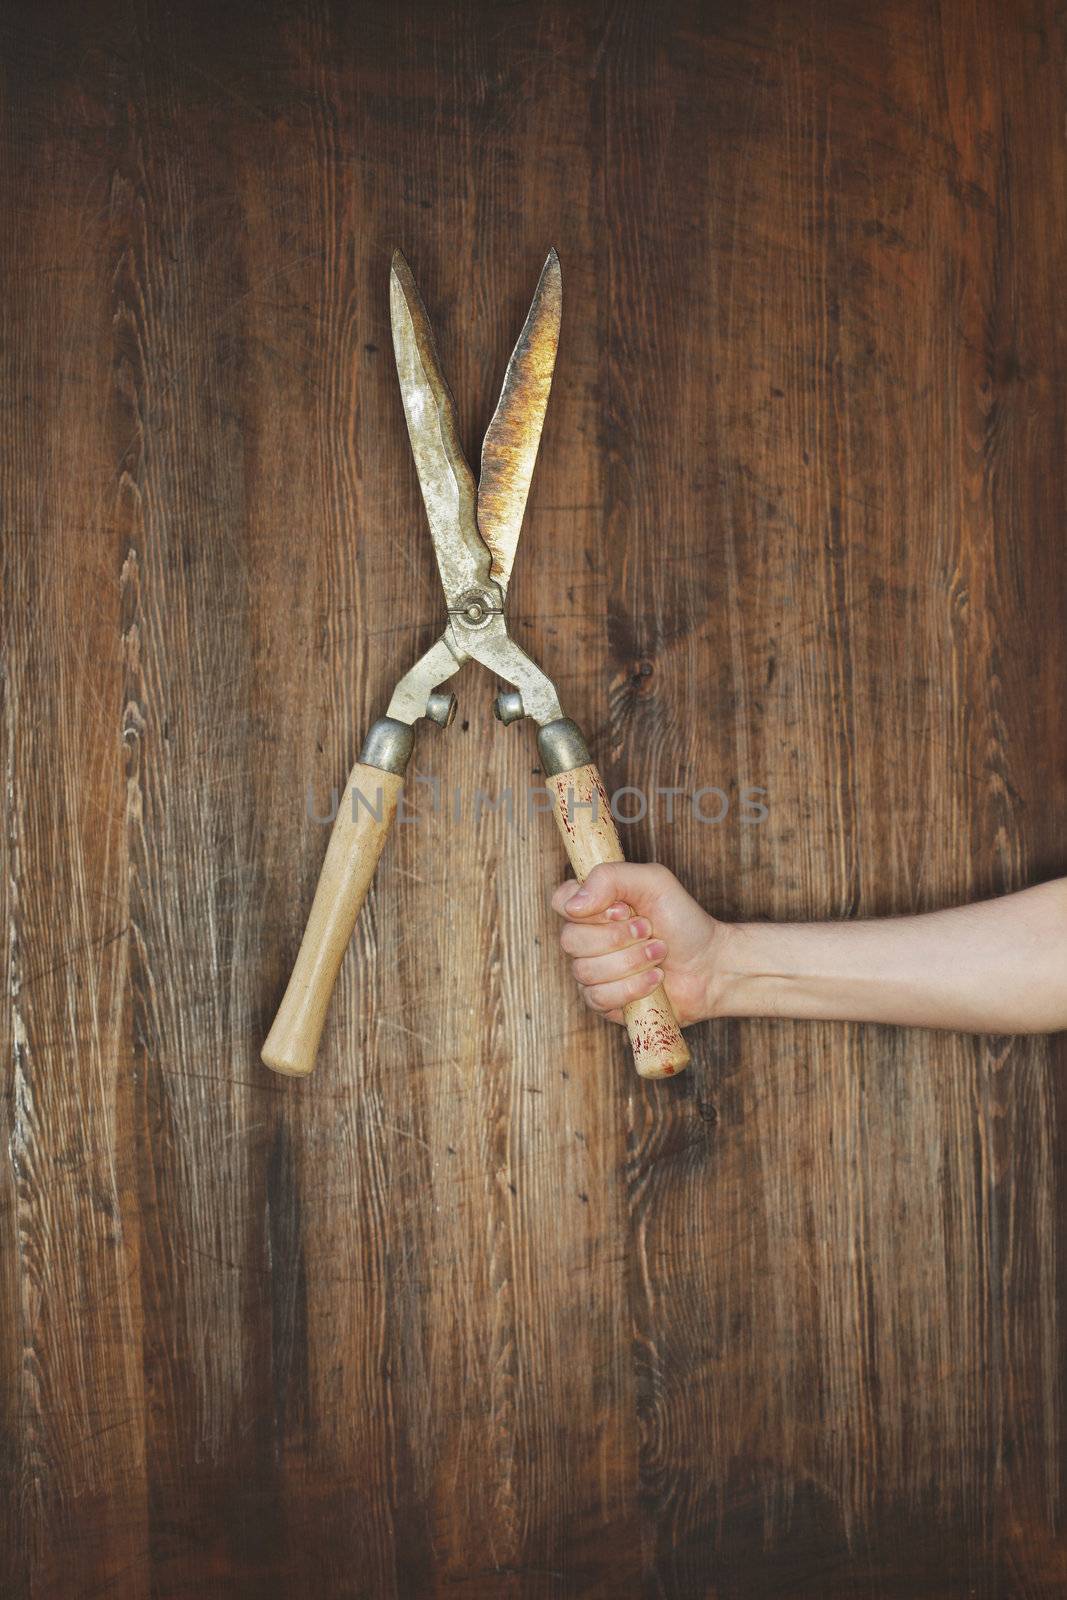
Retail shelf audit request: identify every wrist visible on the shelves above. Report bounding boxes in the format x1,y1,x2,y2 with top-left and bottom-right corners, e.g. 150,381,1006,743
704,919,748,1021
705,920,781,1021
705,919,882,1026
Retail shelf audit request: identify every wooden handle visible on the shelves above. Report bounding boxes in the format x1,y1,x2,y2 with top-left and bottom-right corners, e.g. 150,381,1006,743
546,764,691,1079
262,762,403,1077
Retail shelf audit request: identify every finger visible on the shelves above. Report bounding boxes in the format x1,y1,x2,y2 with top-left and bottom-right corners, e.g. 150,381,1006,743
562,861,666,920
551,879,581,915
552,880,629,925
580,966,664,1015
581,997,625,1025
571,938,666,989
559,915,653,958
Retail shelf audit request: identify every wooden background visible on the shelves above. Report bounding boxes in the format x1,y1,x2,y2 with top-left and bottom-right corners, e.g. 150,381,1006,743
3,0,1067,1594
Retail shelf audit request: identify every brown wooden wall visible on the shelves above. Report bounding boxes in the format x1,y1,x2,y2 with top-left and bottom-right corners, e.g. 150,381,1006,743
3,1,1067,1595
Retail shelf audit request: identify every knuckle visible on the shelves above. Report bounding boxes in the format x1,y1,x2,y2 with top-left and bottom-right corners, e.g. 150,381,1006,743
583,985,606,1012
585,863,614,895
559,926,579,955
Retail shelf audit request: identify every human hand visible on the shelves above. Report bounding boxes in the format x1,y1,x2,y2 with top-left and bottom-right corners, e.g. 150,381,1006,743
551,862,724,1027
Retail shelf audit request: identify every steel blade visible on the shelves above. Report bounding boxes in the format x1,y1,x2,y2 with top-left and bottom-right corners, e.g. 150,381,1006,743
477,249,562,598
390,250,489,606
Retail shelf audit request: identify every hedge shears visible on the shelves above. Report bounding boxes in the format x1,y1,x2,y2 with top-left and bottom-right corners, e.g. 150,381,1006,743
262,250,690,1080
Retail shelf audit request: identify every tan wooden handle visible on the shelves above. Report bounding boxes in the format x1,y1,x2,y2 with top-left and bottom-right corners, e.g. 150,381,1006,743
262,762,404,1077
546,763,691,1079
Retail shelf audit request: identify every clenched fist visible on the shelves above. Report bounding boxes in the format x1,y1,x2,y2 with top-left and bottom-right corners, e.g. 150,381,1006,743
551,862,726,1027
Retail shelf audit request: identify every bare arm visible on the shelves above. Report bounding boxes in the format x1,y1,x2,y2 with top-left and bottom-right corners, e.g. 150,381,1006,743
716,879,1067,1033
552,868,1067,1036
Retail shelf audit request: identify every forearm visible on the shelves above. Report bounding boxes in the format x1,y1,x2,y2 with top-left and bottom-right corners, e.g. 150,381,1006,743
712,879,1067,1034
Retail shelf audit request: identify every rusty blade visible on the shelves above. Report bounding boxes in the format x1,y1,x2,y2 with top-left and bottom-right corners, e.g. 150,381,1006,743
389,250,489,607
477,249,562,598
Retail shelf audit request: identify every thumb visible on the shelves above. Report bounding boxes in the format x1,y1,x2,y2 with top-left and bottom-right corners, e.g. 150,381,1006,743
563,861,643,919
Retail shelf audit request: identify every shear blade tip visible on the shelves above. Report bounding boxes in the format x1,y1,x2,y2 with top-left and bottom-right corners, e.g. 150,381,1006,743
540,248,562,298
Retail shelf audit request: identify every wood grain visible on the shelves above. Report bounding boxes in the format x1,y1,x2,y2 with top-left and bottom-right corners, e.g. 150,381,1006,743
2,0,1066,1595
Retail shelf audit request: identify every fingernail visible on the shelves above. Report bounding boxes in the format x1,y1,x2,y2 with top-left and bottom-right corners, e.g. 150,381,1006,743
606,903,628,921
649,968,664,986
629,917,650,939
569,888,590,908
645,940,666,962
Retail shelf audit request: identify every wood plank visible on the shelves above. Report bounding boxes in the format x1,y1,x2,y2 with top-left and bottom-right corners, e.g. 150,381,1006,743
1,0,1065,1594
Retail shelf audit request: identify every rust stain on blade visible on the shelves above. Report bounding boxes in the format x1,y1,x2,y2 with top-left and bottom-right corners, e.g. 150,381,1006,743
390,249,486,605
477,249,562,598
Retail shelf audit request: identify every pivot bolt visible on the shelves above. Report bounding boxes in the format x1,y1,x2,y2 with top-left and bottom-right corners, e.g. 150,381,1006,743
493,690,525,725
450,587,499,631
425,691,458,728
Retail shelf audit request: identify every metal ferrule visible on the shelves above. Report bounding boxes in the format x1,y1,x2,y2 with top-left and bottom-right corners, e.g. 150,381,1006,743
536,717,591,777
358,717,415,775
